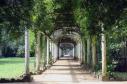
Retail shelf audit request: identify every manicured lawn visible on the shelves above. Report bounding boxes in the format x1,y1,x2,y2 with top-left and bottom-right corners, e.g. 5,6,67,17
0,57,35,79
112,72,127,80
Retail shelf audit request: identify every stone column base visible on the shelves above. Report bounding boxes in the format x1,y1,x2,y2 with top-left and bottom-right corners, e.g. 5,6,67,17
102,75,109,81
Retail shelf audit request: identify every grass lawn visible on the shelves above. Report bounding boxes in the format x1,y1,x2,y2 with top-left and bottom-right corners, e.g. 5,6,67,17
112,72,127,80
0,57,35,79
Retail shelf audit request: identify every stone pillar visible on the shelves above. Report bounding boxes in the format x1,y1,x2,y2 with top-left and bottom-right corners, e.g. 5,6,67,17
46,38,49,66
0,46,2,57
80,41,83,64
82,39,86,64
101,24,107,80
35,31,41,72
57,44,60,59
92,36,97,70
50,41,53,63
87,38,90,65
73,45,75,59
25,28,30,75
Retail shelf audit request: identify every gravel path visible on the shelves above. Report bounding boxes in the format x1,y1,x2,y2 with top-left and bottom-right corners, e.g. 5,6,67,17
32,59,98,84
32,58,127,84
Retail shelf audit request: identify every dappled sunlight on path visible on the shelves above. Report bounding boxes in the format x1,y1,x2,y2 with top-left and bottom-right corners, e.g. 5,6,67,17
32,59,98,83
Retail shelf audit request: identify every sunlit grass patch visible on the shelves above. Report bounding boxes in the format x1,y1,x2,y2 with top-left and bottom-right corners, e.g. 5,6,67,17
0,57,35,79
112,72,127,80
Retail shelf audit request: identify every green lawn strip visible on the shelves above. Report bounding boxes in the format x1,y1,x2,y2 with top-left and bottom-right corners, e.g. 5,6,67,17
0,57,35,79
112,72,127,80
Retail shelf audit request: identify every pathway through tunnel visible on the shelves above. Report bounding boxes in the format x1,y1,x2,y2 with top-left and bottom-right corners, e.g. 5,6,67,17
32,29,98,83
32,58,98,83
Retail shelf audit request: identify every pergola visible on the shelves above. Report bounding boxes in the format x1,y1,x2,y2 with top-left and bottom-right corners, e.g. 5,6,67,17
24,0,107,81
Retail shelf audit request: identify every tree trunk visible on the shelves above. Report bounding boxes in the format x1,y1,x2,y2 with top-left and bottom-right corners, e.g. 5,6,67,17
35,31,41,72
25,28,30,75
92,36,97,70
101,25,107,80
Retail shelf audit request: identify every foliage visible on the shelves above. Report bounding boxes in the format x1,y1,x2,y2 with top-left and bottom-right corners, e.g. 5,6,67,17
0,0,56,57
72,0,127,73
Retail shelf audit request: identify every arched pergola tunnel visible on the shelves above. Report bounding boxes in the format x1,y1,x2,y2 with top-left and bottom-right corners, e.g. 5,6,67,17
1,0,127,82
22,1,108,81
52,29,82,61
23,0,108,79
24,25,107,80
25,29,83,68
